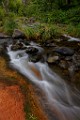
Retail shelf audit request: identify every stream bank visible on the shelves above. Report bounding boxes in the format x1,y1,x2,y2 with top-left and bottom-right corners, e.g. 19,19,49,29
0,39,48,120
0,32,80,120
40,35,80,89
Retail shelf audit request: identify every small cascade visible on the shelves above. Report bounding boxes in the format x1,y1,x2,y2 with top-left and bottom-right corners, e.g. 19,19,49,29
7,42,80,120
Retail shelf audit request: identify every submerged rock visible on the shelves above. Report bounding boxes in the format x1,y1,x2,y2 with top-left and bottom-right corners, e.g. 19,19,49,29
54,47,74,56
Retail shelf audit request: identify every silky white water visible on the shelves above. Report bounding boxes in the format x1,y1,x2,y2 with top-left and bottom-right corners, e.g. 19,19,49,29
64,34,80,42
7,43,80,120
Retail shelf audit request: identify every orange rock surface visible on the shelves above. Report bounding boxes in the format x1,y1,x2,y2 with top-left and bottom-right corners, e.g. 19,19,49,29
0,57,48,120
0,85,25,120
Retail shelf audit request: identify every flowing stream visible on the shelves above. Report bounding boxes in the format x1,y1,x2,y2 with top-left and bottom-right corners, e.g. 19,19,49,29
7,42,80,120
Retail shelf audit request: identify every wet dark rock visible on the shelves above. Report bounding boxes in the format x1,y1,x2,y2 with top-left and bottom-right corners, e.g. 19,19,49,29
12,29,26,39
43,40,57,47
12,39,30,46
26,47,38,55
47,56,59,63
54,47,74,56
29,54,45,63
11,42,26,51
23,40,30,45
27,46,45,63
45,43,57,47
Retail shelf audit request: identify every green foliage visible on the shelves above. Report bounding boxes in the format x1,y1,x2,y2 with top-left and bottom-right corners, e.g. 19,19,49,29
0,0,80,37
39,10,67,23
24,1,40,17
41,24,60,40
3,17,18,35
66,6,80,25
25,0,80,25
20,23,60,41
0,7,6,20
23,26,35,39
66,23,80,37
8,0,22,13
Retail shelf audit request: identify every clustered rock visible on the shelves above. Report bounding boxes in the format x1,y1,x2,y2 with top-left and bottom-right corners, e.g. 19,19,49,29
0,30,80,86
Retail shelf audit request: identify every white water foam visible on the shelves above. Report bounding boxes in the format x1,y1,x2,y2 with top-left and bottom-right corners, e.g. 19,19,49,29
7,43,80,120
64,34,80,42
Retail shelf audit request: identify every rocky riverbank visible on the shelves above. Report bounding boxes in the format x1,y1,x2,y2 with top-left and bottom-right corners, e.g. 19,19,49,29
0,30,80,90
0,32,49,120
42,35,80,89
0,30,80,120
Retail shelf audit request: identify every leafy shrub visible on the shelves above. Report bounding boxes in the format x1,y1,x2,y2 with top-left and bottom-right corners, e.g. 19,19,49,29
24,1,40,17
66,23,80,37
0,7,6,20
3,17,18,35
66,7,80,24
41,25,59,40
22,26,35,39
48,10,67,23
8,0,23,14
8,1,17,12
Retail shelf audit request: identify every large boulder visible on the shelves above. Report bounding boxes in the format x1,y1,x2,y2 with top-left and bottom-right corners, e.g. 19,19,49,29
12,29,26,39
54,47,74,56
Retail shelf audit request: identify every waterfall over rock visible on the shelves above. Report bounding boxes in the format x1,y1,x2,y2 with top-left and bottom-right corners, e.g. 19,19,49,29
7,42,80,120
